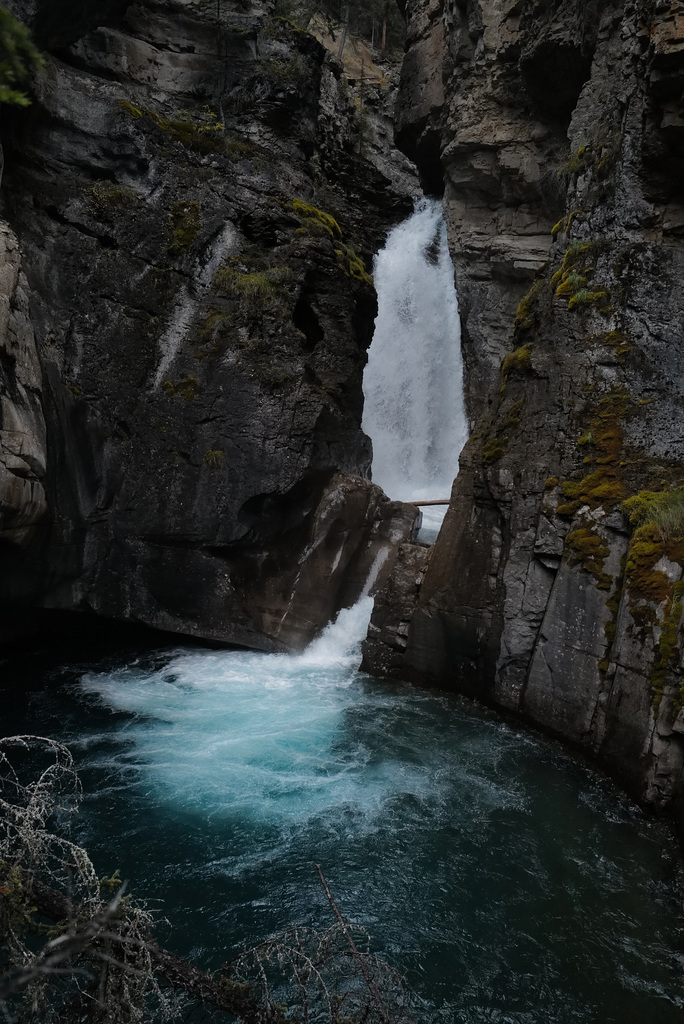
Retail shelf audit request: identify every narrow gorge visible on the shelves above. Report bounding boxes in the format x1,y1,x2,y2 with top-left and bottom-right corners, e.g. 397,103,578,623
2,0,684,1021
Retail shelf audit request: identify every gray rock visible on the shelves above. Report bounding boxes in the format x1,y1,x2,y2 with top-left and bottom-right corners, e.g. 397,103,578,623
368,0,684,829
0,0,418,649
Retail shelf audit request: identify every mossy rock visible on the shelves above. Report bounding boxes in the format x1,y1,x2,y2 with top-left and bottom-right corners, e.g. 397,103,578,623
568,288,612,312
212,262,293,309
514,281,544,331
292,198,341,238
502,344,532,376
88,180,139,218
565,522,612,590
483,437,506,465
168,201,201,255
335,245,373,288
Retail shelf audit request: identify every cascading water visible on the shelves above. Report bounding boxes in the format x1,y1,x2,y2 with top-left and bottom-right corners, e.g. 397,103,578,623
362,200,468,542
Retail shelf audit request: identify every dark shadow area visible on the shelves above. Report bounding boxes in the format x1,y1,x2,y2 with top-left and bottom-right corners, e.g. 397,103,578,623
0,604,228,692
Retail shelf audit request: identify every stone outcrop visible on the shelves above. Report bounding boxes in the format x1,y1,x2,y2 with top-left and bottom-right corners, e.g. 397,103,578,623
0,0,419,652
364,0,684,826
0,221,47,548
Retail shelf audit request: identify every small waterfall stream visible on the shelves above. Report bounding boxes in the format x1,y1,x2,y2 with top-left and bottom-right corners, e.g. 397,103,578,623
362,200,468,541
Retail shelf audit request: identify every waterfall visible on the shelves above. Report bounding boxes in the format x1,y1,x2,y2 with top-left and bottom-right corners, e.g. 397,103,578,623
362,199,467,540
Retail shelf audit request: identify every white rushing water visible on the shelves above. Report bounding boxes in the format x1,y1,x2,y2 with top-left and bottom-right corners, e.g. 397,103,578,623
78,598,433,824
362,199,468,517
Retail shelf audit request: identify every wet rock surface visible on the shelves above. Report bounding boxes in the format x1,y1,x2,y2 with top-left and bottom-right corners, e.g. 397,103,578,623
0,0,418,651
365,0,684,827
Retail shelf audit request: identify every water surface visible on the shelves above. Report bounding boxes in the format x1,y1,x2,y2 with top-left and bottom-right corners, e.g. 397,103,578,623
3,602,683,1024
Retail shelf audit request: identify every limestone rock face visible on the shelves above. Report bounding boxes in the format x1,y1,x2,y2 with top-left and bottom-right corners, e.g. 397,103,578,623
0,222,47,547
0,0,418,650
365,0,684,824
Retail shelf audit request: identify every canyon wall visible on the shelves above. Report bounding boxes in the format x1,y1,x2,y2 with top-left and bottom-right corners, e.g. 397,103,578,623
0,0,418,652
364,0,684,823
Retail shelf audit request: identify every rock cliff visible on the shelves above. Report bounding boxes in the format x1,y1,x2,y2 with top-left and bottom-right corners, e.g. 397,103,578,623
0,0,419,652
364,0,684,827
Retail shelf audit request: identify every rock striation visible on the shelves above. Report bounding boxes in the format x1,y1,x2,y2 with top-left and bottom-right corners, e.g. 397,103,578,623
0,0,419,652
364,0,684,828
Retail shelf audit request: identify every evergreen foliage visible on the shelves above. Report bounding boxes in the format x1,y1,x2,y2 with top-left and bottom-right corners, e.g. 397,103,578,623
0,9,43,108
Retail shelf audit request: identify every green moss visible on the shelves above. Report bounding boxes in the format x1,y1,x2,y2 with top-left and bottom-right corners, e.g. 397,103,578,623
148,106,225,153
552,241,602,302
203,448,225,470
502,344,532,375
483,438,506,465
545,476,559,490
558,151,587,177
625,524,671,603
551,217,565,240
119,98,143,118
292,198,341,238
583,329,633,361
623,486,684,543
482,399,524,467
565,523,612,589
556,271,588,297
567,288,611,311
168,201,201,254
565,209,584,235
335,246,373,287
514,280,544,331
556,391,632,516
550,268,565,291
213,263,292,308
163,376,199,402
89,180,138,216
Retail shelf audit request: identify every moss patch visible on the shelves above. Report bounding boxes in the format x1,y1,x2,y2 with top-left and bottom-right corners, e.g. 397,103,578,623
292,199,341,238
482,399,525,466
118,98,143,118
598,329,632,358
203,448,225,470
148,106,225,153
557,391,631,516
168,201,201,255
551,240,604,303
502,344,532,376
623,485,684,544
567,288,612,312
565,522,612,590
624,524,672,603
213,262,293,309
515,280,544,331
89,180,138,216
163,376,199,402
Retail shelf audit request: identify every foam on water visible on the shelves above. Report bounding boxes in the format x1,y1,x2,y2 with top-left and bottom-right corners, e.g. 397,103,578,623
78,598,434,822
